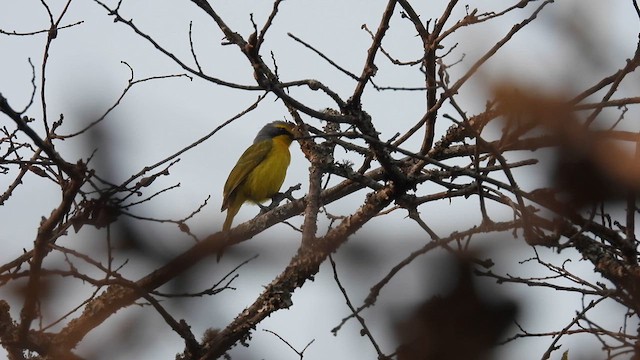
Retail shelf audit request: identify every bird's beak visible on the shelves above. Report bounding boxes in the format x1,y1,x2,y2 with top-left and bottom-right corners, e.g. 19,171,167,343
291,125,304,140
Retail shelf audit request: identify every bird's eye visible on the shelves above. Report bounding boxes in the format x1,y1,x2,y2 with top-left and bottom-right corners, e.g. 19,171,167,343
277,127,292,136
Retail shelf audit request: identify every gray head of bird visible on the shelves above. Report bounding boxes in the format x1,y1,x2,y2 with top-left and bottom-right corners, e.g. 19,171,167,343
253,121,297,143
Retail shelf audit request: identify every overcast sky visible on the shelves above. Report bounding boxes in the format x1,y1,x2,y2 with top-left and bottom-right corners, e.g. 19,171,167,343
2,1,639,359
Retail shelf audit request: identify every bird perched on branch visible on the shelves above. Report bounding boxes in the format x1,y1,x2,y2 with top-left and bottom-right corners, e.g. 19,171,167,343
221,121,297,231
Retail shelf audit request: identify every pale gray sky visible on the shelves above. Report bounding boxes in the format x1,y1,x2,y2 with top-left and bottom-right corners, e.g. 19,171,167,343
1,1,639,359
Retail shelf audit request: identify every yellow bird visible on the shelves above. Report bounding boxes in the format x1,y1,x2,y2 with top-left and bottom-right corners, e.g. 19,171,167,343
221,121,297,231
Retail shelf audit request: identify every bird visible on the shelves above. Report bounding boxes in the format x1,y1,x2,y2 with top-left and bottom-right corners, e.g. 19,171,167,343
221,121,297,231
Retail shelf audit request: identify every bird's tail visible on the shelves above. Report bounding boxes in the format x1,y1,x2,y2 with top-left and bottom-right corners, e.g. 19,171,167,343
223,203,241,231
222,194,244,231
219,195,245,261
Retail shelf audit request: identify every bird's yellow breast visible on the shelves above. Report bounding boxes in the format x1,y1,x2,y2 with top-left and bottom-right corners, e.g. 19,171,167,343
240,135,292,203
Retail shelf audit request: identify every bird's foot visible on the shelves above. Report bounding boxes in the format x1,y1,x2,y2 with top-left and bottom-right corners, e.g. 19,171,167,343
257,202,273,214
258,184,302,215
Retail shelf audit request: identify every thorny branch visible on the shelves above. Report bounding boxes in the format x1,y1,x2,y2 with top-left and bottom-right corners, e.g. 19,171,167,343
2,1,640,359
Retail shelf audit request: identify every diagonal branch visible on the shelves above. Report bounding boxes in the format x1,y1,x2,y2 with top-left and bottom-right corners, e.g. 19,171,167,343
201,184,398,359
350,0,397,107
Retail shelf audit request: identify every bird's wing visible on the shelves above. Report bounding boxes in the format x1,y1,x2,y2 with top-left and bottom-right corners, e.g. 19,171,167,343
221,140,272,210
